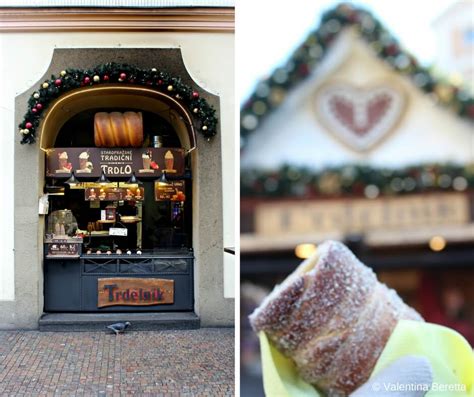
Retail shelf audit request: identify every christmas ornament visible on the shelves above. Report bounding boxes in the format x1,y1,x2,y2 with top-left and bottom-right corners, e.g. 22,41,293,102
42,82,49,89
241,163,474,198
93,75,100,82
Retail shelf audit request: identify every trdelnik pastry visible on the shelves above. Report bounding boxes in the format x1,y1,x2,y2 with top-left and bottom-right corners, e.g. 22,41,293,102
249,240,423,397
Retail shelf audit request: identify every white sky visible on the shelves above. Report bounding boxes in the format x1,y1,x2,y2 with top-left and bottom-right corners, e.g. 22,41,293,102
237,0,459,101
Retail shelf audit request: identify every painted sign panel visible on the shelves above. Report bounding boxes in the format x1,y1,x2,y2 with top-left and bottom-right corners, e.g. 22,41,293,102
98,278,174,307
45,239,82,258
255,193,470,236
46,147,185,178
154,181,186,201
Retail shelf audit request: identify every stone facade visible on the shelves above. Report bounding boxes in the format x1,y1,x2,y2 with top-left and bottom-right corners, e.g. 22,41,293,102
0,48,233,328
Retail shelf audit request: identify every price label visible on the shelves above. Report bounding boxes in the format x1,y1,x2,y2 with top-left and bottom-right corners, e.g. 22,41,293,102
109,228,128,236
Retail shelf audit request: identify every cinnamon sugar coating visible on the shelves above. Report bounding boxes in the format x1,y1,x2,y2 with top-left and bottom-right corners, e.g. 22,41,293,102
249,240,423,397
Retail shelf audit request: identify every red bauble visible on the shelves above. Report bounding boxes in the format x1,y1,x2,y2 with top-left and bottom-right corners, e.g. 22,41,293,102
158,80,163,85
32,108,37,113
298,63,310,76
468,104,474,118
36,103,43,110
347,11,358,23
120,73,127,80
103,75,110,81
129,79,135,84
386,44,398,56
54,78,62,86
84,76,91,84
192,91,199,99
25,122,33,129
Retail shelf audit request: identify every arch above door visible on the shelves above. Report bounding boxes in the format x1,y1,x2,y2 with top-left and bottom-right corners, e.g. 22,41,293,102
39,84,197,152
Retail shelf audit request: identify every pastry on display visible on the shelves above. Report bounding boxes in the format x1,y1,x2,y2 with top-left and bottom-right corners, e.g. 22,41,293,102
249,240,423,397
94,111,143,147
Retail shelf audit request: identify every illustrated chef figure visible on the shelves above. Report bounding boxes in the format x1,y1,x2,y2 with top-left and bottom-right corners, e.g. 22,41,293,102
77,151,93,173
55,151,72,173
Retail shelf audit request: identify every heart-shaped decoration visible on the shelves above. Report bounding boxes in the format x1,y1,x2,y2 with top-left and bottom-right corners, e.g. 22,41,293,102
315,82,406,151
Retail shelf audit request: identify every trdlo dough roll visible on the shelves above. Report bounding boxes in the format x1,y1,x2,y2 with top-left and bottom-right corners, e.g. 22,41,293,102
94,112,143,147
249,240,423,397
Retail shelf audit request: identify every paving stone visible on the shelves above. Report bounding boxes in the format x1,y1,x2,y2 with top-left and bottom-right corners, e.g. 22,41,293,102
0,328,234,396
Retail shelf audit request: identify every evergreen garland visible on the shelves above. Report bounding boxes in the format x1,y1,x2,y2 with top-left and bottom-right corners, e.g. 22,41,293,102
240,3,474,149
241,163,474,198
19,62,218,144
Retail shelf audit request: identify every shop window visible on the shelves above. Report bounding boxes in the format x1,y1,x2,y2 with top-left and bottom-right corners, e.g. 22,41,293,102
45,107,192,254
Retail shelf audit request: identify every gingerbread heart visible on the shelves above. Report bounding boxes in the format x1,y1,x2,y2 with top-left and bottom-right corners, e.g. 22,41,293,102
315,83,405,151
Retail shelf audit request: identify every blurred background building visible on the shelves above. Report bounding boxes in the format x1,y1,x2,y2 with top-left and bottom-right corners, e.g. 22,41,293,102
433,1,474,92
240,2,474,395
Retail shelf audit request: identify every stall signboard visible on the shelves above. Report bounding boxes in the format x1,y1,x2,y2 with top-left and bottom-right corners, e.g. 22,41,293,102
254,192,471,236
46,147,185,178
98,278,174,307
85,187,144,201
45,238,82,258
154,181,186,201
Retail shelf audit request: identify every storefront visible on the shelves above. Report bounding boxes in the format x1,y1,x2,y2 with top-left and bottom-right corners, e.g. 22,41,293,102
0,42,234,328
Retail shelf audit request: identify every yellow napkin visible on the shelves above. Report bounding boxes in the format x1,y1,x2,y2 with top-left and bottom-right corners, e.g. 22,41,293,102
259,320,474,397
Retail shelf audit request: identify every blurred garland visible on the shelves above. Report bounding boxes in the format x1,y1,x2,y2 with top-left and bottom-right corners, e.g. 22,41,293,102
240,3,474,149
19,62,218,144
241,163,474,198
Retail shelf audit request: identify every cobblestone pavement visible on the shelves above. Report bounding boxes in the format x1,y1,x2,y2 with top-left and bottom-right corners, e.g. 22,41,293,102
0,328,234,397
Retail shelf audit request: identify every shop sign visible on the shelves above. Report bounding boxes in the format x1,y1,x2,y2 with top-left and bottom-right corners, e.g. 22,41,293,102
255,193,471,236
98,278,174,307
45,238,82,258
154,181,186,201
46,147,184,178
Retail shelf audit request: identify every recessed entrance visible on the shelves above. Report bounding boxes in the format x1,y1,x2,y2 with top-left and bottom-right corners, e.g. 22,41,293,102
41,85,196,314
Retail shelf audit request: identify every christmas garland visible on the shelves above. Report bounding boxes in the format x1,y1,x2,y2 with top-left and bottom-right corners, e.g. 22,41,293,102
241,163,474,198
19,62,218,144
240,3,474,149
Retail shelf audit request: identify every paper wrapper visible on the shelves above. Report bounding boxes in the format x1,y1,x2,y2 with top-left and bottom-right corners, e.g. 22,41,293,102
259,320,474,397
